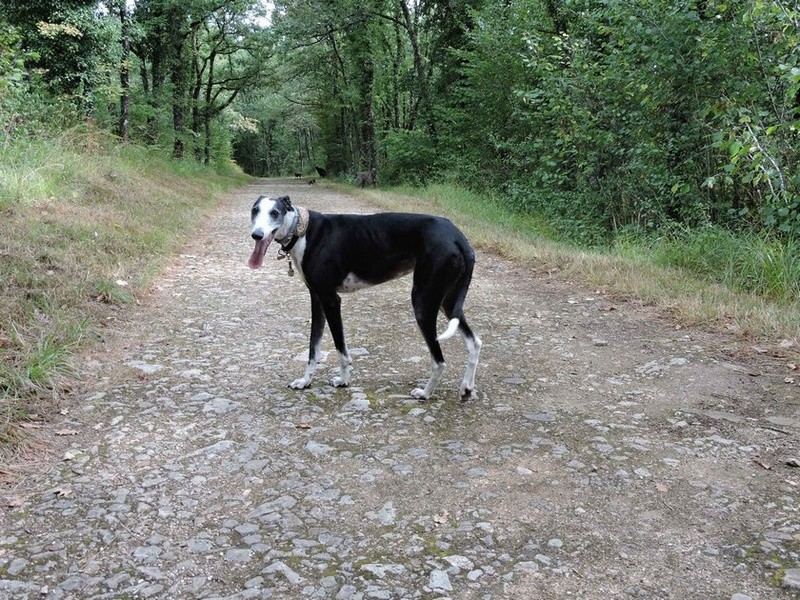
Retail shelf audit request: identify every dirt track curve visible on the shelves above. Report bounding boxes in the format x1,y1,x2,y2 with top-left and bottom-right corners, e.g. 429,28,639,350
2,180,800,599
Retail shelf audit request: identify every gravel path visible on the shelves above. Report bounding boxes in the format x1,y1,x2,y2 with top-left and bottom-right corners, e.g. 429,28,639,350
2,180,800,599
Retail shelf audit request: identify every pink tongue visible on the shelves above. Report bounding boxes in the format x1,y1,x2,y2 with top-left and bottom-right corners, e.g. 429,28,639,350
248,234,273,269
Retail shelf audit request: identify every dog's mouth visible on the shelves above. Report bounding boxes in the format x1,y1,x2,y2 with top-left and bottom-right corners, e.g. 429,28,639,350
248,231,275,269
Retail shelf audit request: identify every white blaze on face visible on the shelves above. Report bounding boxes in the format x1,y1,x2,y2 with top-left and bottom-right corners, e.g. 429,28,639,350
248,198,284,269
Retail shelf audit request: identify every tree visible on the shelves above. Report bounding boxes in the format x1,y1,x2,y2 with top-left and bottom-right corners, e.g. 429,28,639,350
189,2,272,163
116,0,131,140
1,0,115,111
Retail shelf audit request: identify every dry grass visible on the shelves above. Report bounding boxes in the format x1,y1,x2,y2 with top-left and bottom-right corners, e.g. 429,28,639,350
0,131,249,460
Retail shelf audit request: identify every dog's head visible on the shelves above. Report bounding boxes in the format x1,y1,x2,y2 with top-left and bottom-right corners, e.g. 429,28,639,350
248,195,294,269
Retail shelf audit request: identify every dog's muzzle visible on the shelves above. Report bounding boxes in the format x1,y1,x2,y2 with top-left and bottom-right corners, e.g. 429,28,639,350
248,228,275,269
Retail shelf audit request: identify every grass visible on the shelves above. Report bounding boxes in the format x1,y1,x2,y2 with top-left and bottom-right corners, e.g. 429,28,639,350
0,125,250,458
610,223,800,302
344,181,800,347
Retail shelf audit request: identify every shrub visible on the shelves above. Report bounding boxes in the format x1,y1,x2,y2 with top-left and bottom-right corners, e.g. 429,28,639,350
380,129,437,185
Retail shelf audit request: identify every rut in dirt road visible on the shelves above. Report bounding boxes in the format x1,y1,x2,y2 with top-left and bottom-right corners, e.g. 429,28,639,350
1,180,799,599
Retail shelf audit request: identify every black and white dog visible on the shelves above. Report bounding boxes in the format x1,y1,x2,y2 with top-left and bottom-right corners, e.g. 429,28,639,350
248,195,482,400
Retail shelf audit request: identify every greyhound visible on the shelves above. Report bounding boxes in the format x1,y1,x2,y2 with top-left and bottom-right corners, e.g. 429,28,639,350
247,195,482,400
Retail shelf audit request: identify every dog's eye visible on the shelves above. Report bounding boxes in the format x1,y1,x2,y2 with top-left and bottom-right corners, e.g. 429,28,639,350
269,209,280,219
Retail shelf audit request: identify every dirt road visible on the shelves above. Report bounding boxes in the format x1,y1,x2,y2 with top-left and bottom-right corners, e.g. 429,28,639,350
2,180,800,599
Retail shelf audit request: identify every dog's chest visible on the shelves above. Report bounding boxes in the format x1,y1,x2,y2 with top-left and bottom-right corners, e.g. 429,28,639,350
289,238,307,282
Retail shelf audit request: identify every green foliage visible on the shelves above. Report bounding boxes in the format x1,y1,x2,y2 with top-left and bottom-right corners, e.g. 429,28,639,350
0,27,32,97
0,26,73,141
703,1,800,235
1,0,271,167
237,0,799,261
421,0,798,243
380,129,436,185
232,87,322,176
2,0,117,108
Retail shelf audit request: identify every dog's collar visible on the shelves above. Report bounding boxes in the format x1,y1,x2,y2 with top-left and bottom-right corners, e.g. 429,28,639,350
278,206,309,252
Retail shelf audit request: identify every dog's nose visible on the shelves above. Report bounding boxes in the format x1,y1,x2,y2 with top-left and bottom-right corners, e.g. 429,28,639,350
251,228,264,241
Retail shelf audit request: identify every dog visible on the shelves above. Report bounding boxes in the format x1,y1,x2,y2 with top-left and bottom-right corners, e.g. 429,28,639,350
356,168,377,188
294,172,302,178
315,166,327,177
247,195,482,400
308,178,316,185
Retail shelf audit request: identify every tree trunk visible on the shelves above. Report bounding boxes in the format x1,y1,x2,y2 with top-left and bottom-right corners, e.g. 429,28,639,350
118,0,130,141
171,39,187,159
192,28,204,161
392,22,402,129
399,0,429,132
263,120,273,176
203,50,216,165
360,67,376,170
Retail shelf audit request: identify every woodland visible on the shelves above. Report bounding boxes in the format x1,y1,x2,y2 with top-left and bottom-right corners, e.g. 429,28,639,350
1,0,799,276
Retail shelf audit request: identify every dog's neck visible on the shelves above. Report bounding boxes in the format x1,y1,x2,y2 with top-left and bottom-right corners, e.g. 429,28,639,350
277,206,309,252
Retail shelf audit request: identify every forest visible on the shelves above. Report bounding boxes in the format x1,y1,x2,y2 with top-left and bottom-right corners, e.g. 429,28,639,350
1,0,798,277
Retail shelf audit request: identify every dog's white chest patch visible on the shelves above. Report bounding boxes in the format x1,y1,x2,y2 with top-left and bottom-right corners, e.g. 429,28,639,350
337,273,373,293
290,238,307,282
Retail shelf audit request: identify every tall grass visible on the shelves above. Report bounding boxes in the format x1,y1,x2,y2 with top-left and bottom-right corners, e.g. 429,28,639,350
0,127,250,453
614,226,800,304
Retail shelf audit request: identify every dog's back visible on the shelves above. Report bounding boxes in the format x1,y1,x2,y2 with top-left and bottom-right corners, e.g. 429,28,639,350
305,212,472,283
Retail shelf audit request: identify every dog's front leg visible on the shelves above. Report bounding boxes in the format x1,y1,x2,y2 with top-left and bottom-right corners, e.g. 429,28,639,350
289,294,326,389
321,294,352,387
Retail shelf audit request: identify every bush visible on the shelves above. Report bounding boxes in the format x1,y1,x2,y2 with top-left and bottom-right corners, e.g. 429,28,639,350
380,129,437,185
504,183,609,247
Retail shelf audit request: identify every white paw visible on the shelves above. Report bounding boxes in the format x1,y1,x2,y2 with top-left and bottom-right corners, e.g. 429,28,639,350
410,387,429,400
289,377,311,389
331,376,349,388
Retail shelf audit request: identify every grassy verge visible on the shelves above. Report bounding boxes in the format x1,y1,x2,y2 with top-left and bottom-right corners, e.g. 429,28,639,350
0,127,250,454
344,182,800,347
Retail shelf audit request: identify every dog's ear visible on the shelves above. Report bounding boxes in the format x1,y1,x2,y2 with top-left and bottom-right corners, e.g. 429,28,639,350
279,196,293,212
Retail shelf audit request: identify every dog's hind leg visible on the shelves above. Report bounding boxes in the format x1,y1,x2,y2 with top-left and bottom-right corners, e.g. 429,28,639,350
410,284,447,400
441,258,481,400
289,294,326,389
457,320,482,400
412,358,445,400
320,294,352,387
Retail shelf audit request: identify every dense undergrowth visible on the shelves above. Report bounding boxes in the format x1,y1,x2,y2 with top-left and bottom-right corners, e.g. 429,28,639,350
0,127,249,452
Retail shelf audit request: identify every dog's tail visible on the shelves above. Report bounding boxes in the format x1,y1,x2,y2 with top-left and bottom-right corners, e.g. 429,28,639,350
437,318,460,341
436,237,475,343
